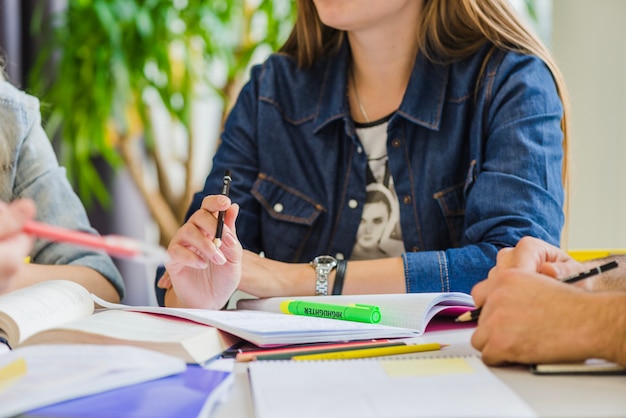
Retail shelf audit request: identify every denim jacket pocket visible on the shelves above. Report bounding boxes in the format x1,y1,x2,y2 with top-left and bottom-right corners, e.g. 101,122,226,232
433,182,467,248
251,173,325,259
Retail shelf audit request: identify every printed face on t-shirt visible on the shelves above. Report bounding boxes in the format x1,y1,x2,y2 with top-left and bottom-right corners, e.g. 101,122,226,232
357,201,389,249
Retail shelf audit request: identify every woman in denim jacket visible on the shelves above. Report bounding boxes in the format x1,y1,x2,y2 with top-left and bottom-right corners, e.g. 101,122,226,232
159,0,569,309
0,79,124,302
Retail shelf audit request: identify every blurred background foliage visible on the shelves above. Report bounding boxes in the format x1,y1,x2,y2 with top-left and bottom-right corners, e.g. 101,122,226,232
29,0,296,245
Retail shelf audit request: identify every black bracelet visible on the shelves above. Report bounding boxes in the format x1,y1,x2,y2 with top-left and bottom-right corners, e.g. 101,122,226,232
332,259,347,295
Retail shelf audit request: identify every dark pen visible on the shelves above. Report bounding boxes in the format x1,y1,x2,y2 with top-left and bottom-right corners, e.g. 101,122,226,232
455,260,620,322
213,170,232,249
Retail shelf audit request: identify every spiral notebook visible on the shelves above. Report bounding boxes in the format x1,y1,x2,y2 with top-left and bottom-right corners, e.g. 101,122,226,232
248,354,537,418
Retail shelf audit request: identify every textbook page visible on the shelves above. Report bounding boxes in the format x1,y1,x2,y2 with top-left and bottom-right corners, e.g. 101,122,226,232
21,310,238,364
0,281,238,363
237,293,475,332
0,280,93,347
249,355,537,418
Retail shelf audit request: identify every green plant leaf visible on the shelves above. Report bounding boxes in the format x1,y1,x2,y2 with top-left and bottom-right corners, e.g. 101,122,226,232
28,0,296,211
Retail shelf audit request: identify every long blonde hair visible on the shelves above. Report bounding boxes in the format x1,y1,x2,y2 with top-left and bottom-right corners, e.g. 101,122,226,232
280,0,570,239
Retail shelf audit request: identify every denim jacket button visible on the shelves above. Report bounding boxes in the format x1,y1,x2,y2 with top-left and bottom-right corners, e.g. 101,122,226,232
402,195,412,204
348,199,358,209
391,138,402,148
273,203,284,213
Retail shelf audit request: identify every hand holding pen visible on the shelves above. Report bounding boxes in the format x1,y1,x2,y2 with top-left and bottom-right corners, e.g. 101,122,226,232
159,171,243,309
457,260,619,322
468,237,626,366
457,237,587,322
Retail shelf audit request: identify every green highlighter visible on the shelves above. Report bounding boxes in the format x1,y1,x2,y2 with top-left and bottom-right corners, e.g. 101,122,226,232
280,300,381,324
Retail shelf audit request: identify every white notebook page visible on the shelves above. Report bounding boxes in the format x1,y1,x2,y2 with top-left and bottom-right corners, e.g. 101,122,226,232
249,355,537,418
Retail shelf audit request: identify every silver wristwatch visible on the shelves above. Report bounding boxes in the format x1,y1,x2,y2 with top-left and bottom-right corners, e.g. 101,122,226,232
311,255,337,296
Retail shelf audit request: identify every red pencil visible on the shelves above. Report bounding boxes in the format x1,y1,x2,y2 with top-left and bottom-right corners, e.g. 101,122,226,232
23,220,169,263
235,339,406,362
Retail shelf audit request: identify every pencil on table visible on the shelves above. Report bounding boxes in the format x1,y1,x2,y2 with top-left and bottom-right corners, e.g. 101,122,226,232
291,342,447,361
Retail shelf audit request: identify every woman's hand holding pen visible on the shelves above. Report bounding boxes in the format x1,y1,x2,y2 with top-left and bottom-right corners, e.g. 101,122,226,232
159,194,243,309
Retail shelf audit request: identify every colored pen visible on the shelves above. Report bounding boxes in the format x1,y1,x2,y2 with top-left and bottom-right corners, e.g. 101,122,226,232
238,340,405,362
234,338,393,362
213,170,232,249
280,300,381,324
292,342,446,361
23,220,170,264
455,260,620,323
561,260,619,284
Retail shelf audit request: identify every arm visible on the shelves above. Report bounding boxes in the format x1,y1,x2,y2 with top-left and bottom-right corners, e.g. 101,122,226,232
239,252,406,298
407,51,566,294
0,85,124,301
10,264,120,302
583,255,626,291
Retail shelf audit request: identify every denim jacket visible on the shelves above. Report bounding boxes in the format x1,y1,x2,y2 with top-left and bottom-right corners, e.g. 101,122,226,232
189,41,564,294
0,81,124,298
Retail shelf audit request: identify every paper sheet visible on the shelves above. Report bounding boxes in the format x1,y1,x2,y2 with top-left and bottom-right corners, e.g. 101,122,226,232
249,355,537,418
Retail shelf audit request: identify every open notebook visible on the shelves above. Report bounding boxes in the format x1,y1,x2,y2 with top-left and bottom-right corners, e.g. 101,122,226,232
237,292,476,333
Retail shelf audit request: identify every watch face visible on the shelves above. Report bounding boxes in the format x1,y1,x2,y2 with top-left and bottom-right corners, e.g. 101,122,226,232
314,255,337,267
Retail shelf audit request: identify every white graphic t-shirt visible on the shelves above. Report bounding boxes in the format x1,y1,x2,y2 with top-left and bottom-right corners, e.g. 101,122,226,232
351,117,405,260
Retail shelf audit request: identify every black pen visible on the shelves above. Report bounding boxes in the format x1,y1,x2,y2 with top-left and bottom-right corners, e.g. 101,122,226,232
561,260,618,284
455,260,620,323
213,170,232,249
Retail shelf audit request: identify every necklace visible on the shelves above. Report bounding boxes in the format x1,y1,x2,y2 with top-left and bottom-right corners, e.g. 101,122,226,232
350,67,370,123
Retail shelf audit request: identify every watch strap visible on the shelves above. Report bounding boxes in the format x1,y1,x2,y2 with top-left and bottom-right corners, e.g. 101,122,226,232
315,273,328,296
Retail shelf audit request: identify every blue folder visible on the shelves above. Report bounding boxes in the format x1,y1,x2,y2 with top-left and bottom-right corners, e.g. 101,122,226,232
25,365,231,417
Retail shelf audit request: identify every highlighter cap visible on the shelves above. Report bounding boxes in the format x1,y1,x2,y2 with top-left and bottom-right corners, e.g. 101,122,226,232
345,304,381,324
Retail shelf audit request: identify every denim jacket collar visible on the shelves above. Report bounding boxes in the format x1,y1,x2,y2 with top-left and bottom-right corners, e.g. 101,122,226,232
314,40,448,134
